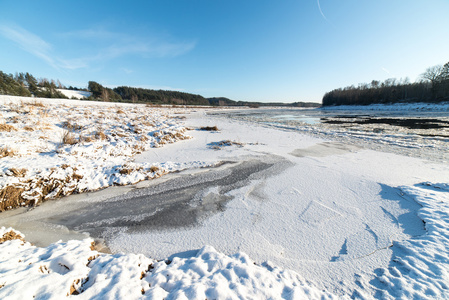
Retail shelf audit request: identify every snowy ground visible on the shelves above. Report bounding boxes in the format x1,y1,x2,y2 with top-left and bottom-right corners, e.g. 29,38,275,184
57,89,92,99
1,97,449,299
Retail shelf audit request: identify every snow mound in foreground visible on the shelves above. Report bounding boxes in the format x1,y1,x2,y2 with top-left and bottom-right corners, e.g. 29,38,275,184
364,182,449,299
0,228,336,299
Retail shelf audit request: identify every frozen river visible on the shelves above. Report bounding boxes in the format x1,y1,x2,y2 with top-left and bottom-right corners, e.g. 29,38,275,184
212,107,449,162
1,105,449,298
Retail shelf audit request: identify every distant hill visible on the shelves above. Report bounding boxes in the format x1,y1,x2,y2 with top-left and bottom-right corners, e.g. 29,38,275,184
208,97,320,108
0,69,320,107
112,85,209,106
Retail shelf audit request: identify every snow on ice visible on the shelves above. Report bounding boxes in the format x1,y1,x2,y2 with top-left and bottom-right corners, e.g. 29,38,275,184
1,95,449,299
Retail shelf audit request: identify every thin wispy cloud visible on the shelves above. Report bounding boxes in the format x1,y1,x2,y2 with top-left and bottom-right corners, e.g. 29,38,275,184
0,24,196,71
0,24,59,69
64,28,197,58
317,0,334,26
381,67,391,74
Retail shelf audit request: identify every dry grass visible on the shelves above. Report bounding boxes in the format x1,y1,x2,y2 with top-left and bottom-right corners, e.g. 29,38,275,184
9,168,27,177
25,100,45,107
62,121,83,131
116,109,125,114
38,109,49,118
119,165,143,175
141,121,155,127
0,124,17,132
23,126,35,131
150,166,160,173
8,103,28,114
10,116,20,123
38,265,49,274
0,185,26,211
62,130,78,145
0,230,25,244
0,147,16,158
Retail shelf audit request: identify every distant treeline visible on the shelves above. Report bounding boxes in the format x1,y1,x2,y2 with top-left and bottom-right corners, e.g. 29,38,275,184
207,97,320,108
0,71,68,99
0,70,319,107
322,62,449,106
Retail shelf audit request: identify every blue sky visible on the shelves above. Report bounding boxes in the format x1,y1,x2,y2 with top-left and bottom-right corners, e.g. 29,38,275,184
1,0,449,103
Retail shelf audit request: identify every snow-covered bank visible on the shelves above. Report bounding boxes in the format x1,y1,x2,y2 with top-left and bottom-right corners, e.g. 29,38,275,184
366,182,449,299
0,228,335,299
0,95,213,211
321,101,449,112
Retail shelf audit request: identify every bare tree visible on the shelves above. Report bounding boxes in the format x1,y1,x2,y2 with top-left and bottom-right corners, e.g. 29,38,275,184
421,65,444,85
101,89,109,102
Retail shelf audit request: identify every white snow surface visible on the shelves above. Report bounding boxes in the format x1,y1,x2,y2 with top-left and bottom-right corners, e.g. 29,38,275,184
0,228,335,299
321,101,449,111
57,89,92,99
1,97,449,299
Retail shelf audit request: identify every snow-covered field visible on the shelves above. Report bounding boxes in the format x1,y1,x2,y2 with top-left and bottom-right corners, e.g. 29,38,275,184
0,95,213,211
1,96,449,299
57,89,92,99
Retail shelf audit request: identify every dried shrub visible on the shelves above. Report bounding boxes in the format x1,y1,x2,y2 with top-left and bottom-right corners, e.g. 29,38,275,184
0,124,17,132
62,121,83,131
115,132,128,138
0,147,16,158
62,130,77,145
0,185,27,212
72,173,84,181
116,109,125,114
38,109,49,118
23,126,35,131
68,278,89,296
141,121,155,127
9,103,28,114
79,135,93,143
150,166,160,173
119,168,133,175
38,265,49,273
119,165,143,175
9,168,27,177
26,100,45,107
10,116,20,123
210,140,244,150
200,126,219,131
0,230,24,244
95,129,107,141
